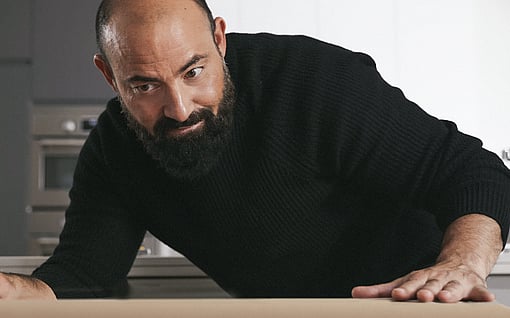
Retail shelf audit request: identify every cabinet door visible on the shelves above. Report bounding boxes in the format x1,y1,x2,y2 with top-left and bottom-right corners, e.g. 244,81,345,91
0,64,31,255
32,0,113,102
0,0,31,60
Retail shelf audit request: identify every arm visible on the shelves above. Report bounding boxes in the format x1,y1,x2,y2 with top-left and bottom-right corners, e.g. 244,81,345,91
30,110,146,298
0,273,56,300
322,51,510,302
352,213,503,302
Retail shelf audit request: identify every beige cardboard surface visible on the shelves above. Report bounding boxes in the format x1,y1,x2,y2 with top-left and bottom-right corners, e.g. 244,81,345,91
0,299,509,318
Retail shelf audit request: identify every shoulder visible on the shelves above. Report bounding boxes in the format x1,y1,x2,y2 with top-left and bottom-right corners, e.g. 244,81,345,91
82,98,142,169
226,32,350,55
224,32,383,111
88,98,131,147
225,32,376,71
224,32,379,100
75,98,155,196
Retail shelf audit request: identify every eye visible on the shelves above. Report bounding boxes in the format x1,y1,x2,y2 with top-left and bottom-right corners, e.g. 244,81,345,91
133,83,157,93
185,67,204,79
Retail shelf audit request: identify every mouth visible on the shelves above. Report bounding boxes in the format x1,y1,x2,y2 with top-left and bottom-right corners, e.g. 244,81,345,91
166,120,205,137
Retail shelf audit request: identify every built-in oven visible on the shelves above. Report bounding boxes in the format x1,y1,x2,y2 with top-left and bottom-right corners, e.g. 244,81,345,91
30,106,100,209
27,105,178,257
27,105,103,255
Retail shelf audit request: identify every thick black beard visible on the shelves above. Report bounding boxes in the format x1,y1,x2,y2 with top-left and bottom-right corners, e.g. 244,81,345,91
121,68,236,181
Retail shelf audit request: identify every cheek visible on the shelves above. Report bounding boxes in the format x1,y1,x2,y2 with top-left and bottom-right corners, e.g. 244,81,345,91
120,93,160,133
133,106,160,133
194,74,224,114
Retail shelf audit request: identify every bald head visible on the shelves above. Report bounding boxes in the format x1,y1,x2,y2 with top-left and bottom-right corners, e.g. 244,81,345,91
92,0,231,180
95,0,215,61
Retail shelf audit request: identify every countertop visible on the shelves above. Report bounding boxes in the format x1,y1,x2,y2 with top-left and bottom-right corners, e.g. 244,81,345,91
0,255,204,278
1,251,510,304
0,299,508,318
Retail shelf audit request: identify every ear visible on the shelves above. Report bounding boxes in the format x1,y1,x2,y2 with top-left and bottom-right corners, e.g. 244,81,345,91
93,54,118,92
213,17,227,58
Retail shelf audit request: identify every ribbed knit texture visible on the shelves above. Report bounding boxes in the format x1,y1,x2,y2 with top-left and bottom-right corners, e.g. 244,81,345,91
32,33,510,298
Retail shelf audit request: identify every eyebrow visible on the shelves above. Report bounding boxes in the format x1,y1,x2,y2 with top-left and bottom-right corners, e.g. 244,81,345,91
127,75,159,83
178,54,208,74
127,54,209,83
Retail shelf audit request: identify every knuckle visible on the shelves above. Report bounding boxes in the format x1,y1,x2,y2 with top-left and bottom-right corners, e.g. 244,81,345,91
407,270,426,281
465,271,485,284
0,274,9,285
445,279,461,288
0,273,15,288
423,278,442,288
443,280,465,296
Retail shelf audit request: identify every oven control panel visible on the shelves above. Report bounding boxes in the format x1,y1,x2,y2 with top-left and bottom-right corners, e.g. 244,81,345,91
32,105,105,137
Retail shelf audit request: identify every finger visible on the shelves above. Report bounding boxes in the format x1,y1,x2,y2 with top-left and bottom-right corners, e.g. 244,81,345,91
415,279,444,302
467,285,496,302
436,282,495,303
433,280,463,303
352,280,403,299
390,274,429,301
0,273,15,299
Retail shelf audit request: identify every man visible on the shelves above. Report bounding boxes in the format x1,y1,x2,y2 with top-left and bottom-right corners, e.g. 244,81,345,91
1,0,509,302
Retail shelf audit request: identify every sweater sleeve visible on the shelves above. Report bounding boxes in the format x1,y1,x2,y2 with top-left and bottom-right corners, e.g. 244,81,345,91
31,109,146,298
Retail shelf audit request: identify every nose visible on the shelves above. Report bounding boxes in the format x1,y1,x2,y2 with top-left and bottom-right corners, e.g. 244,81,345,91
162,85,194,122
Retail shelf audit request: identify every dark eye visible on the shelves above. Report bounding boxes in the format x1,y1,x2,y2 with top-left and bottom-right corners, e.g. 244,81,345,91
133,83,157,93
185,67,204,79
139,84,153,92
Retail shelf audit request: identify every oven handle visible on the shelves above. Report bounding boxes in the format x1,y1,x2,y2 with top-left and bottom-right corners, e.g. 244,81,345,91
36,139,86,147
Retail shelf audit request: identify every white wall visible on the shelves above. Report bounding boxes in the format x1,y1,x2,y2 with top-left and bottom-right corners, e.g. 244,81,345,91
208,0,510,164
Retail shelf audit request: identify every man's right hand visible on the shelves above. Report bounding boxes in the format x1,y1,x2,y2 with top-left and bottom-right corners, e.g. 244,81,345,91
0,272,56,300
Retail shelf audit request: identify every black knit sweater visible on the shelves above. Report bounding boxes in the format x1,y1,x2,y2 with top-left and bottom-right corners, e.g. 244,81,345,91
33,33,510,298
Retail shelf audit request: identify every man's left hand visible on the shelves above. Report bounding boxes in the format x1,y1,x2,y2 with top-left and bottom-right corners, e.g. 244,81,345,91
352,213,503,303
351,261,495,302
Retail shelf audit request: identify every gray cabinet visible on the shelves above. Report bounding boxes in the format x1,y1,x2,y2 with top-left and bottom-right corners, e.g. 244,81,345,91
0,64,31,255
0,0,32,256
32,0,113,102
0,0,31,60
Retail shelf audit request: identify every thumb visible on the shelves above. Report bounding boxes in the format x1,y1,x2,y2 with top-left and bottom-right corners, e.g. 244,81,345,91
466,285,496,302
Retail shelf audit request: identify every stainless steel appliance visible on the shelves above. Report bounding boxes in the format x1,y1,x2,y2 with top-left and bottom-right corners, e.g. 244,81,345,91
30,106,102,209
27,105,104,255
27,105,181,257
27,105,180,257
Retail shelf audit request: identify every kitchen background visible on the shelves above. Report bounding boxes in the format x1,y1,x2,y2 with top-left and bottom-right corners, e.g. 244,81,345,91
1,0,509,256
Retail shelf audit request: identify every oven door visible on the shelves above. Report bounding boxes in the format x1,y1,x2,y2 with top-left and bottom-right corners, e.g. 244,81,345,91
30,138,85,209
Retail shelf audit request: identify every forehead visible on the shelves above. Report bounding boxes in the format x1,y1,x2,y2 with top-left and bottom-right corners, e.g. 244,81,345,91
103,0,213,63
107,0,204,24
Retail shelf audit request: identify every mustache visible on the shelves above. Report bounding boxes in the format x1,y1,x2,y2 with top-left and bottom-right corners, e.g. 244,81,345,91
154,108,215,135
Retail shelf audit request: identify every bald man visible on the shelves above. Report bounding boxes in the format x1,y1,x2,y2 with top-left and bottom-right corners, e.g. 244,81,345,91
2,0,509,302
